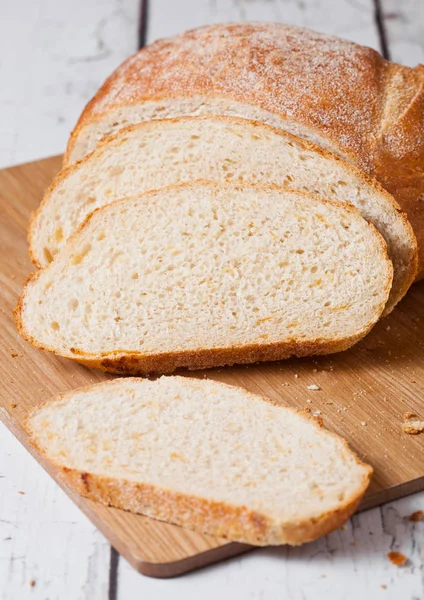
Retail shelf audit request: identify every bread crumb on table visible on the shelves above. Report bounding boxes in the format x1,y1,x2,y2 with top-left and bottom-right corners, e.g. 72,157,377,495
409,510,424,522
307,384,320,390
387,551,407,566
10,403,17,409
29,579,36,587
380,584,387,589
402,421,424,435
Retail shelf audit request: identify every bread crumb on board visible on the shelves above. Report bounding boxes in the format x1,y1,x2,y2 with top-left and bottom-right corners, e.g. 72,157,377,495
307,384,320,391
409,510,424,522
402,420,424,435
404,411,417,419
387,551,407,566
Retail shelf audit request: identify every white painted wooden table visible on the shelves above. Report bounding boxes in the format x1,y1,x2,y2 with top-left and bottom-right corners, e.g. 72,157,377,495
1,1,423,598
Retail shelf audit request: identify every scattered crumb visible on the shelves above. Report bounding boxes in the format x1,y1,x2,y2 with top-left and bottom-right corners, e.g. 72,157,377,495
10,353,22,359
18,491,25,495
404,412,417,419
387,551,407,566
380,584,387,590
302,407,311,414
10,403,17,409
294,374,299,378
281,383,289,387
312,410,322,417
411,380,416,384
314,416,324,427
306,399,312,404
361,421,367,427
307,384,320,391
29,579,36,587
341,524,348,531
312,368,317,373
409,510,424,522
402,421,424,435
386,326,390,331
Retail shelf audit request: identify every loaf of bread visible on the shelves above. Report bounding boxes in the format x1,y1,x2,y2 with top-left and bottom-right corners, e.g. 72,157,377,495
30,117,416,314
16,182,392,375
64,23,424,279
25,376,372,545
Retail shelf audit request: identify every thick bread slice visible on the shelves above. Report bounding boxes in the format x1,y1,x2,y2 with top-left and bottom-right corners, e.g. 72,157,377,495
30,117,415,315
64,23,424,280
26,376,372,546
17,182,392,375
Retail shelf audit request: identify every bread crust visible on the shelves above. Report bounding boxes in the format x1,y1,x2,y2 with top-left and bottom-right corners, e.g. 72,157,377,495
25,377,373,546
64,23,424,279
29,116,416,313
16,181,393,375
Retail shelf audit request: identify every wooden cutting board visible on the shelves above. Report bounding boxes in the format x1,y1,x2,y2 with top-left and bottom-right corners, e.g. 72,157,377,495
1,156,424,578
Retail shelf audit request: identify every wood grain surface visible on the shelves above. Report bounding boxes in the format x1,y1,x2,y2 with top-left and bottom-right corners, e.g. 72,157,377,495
0,156,423,578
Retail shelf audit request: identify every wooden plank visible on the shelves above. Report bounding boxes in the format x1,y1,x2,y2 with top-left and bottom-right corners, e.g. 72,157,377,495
1,156,424,579
0,0,138,168
380,0,424,65
0,423,111,600
147,0,381,49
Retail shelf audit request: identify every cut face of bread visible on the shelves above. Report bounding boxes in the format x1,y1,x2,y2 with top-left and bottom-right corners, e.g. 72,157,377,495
18,182,392,374
30,117,414,314
64,22,424,281
26,376,372,545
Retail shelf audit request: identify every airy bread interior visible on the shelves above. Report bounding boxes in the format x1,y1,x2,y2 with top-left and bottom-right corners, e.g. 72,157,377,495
18,182,392,374
31,117,414,313
67,97,345,166
26,376,372,545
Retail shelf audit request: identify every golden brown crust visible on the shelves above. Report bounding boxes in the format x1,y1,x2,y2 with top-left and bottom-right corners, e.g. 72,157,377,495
16,181,393,375
25,377,372,546
54,467,368,545
64,23,424,279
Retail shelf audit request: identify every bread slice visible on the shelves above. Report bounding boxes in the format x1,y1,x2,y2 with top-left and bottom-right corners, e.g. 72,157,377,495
63,23,424,281
17,181,392,375
30,117,414,314
25,376,372,546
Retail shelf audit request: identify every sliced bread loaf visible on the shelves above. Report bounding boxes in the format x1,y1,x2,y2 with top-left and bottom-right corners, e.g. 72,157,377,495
64,23,424,280
26,376,372,545
30,117,415,314
17,182,392,375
